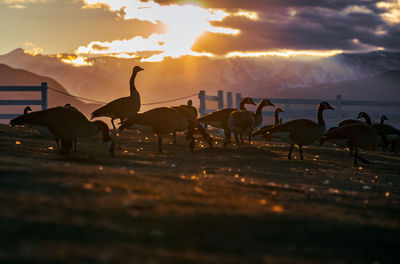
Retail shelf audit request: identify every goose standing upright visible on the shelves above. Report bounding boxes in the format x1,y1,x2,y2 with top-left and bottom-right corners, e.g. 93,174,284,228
197,97,256,146
228,108,256,145
266,102,334,160
253,99,275,127
91,66,143,129
10,107,115,156
253,108,284,139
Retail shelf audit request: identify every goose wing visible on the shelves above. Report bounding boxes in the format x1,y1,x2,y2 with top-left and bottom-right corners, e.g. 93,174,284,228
91,96,140,119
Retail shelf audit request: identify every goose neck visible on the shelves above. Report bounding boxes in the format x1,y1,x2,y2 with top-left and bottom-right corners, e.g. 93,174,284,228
274,110,280,126
129,71,138,96
317,106,326,126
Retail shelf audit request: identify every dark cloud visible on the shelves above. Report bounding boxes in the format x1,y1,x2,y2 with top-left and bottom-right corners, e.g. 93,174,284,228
154,0,399,53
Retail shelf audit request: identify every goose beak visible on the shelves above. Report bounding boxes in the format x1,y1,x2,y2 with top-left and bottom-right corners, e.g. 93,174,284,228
328,105,335,110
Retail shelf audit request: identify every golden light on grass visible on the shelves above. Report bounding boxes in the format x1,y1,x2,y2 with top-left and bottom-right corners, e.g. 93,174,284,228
385,192,390,197
260,199,267,205
272,205,284,213
15,140,21,145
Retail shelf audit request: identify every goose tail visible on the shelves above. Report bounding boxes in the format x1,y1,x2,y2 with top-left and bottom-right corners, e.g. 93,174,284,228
91,105,108,120
10,115,28,126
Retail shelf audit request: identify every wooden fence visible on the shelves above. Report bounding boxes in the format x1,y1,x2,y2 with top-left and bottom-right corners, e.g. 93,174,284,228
198,90,400,127
0,82,48,119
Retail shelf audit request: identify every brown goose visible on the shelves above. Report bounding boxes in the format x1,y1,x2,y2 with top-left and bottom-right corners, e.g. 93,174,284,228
253,99,275,127
119,107,190,153
228,108,255,145
197,97,256,146
266,102,334,160
10,107,114,156
359,112,400,153
91,66,143,129
380,115,389,124
180,100,198,119
321,123,380,165
253,108,284,138
171,105,213,148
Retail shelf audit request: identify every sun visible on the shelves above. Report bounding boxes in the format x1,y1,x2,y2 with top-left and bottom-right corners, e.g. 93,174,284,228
78,0,244,61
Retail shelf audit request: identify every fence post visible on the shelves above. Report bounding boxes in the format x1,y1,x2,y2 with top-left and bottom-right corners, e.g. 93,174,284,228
227,92,233,108
236,93,242,109
336,94,342,118
217,90,224,109
41,82,48,110
199,90,206,116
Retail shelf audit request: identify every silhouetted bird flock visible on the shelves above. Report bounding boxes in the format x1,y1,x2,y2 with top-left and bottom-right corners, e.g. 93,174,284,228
10,66,400,166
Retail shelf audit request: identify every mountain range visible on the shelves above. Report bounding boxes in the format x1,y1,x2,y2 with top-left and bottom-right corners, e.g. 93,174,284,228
0,48,400,113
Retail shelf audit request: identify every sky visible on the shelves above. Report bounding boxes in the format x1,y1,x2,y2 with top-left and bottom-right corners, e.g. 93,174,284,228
1,0,399,63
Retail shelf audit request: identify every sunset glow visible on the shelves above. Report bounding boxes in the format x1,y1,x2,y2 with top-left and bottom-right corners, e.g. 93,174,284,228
226,50,344,58
61,55,93,67
377,1,400,24
78,0,243,61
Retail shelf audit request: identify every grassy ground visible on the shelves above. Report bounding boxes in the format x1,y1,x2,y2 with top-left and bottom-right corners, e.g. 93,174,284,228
0,123,399,263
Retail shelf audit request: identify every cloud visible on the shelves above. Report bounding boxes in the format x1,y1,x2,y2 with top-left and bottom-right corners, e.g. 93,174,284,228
1,0,51,8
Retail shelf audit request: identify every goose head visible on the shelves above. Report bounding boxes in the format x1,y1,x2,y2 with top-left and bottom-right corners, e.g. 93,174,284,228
241,97,256,106
356,112,368,119
187,100,193,106
133,66,144,73
259,99,275,108
276,108,284,113
24,106,32,115
319,101,335,111
381,115,388,122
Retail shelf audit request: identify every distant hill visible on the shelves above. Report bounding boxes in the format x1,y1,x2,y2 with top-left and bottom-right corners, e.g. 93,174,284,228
0,63,101,117
1,48,400,108
275,70,400,101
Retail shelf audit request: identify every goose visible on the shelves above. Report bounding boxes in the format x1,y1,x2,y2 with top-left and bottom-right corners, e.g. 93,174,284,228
380,115,388,124
252,108,284,139
119,107,190,153
197,97,256,146
91,66,143,129
266,102,334,160
24,106,32,115
320,123,380,165
228,108,255,145
253,99,275,127
10,107,115,156
180,100,198,119
171,105,213,148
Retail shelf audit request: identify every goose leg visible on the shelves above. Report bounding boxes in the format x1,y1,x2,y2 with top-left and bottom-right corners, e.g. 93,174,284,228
234,134,240,144
288,144,293,159
158,136,163,153
223,129,231,147
173,132,178,145
248,134,252,145
111,119,117,130
298,145,303,160
73,139,77,153
240,134,244,143
196,122,213,147
187,122,195,153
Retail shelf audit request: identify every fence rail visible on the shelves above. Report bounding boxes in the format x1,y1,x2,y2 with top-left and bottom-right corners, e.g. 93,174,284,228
199,90,400,127
0,82,48,119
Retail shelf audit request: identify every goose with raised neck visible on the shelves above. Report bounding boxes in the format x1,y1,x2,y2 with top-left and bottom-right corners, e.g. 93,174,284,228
266,102,334,160
197,97,256,146
91,66,143,129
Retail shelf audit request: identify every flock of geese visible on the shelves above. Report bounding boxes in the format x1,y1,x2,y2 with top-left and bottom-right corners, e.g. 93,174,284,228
9,66,400,166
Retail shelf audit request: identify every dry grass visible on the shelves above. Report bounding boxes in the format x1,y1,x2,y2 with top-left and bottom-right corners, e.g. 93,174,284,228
0,124,399,263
